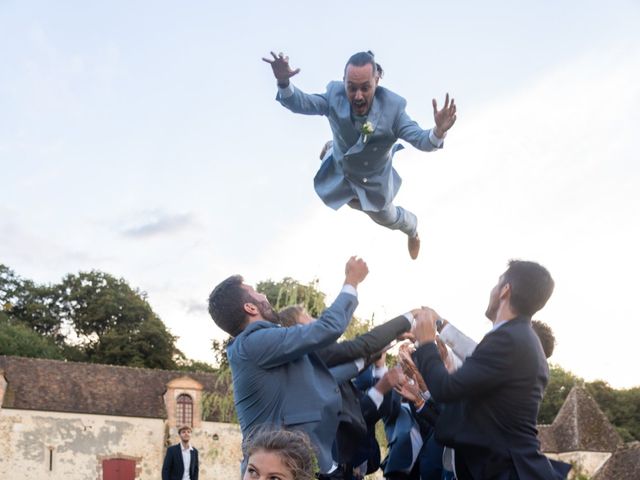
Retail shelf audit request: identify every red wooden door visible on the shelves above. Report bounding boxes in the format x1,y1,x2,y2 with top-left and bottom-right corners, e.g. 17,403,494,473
103,458,136,480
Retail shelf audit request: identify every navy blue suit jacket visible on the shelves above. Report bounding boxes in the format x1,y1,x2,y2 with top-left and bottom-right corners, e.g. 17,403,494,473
227,291,358,473
161,444,198,480
415,316,566,480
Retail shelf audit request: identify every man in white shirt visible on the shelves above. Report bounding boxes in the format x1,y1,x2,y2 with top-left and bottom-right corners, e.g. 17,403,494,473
161,425,199,480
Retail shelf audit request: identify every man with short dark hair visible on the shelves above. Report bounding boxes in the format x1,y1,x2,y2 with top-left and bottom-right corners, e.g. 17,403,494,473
263,50,457,259
413,260,570,479
161,425,199,480
208,256,369,478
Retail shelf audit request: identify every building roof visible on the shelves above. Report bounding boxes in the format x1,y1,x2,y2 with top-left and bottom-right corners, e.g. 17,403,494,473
0,355,228,421
592,442,640,480
539,386,623,453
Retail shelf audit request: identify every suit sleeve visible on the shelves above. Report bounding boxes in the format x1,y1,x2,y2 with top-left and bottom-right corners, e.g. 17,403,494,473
411,398,440,428
161,447,172,480
240,291,358,369
393,109,440,152
414,329,514,403
329,361,360,384
192,449,199,480
319,315,411,367
276,84,330,116
439,323,478,360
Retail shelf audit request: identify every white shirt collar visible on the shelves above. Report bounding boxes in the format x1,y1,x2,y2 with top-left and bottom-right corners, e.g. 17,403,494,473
490,319,509,332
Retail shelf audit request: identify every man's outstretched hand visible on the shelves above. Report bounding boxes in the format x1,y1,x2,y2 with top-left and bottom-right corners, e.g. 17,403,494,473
432,93,457,139
344,256,369,288
262,51,300,88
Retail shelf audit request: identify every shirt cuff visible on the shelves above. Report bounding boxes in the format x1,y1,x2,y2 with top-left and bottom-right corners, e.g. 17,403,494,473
367,387,385,409
277,83,295,99
355,358,365,371
429,128,445,147
372,365,388,379
403,312,416,330
341,284,358,298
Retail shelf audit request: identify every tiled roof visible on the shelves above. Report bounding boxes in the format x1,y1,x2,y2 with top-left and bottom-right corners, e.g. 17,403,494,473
0,355,229,421
592,442,640,480
539,386,623,453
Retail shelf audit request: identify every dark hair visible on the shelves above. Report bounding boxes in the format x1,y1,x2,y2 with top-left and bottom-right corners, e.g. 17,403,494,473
532,320,556,358
344,50,384,78
208,275,250,336
502,260,554,317
278,305,304,327
244,428,317,480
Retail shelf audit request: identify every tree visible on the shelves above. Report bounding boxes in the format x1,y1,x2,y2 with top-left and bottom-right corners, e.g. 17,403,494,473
91,314,180,369
0,264,63,341
538,364,583,424
1,265,182,370
257,277,326,317
585,380,640,442
538,365,640,442
0,311,63,359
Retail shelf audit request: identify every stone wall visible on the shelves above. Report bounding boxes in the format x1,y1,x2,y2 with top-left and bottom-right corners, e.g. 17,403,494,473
545,451,612,479
0,408,242,480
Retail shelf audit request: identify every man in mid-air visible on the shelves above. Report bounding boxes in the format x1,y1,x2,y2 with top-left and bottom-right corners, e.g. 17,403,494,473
264,50,457,259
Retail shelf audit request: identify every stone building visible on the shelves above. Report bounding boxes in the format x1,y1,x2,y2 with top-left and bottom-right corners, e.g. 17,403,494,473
539,386,639,479
0,355,242,480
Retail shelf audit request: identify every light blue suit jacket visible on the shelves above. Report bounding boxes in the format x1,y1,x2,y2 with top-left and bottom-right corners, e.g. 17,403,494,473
227,291,358,473
277,81,441,212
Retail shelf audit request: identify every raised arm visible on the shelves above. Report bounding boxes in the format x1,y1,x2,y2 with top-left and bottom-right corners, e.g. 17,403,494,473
318,314,412,367
394,93,457,152
413,307,511,403
438,319,478,361
262,51,300,88
263,51,330,115
240,257,368,368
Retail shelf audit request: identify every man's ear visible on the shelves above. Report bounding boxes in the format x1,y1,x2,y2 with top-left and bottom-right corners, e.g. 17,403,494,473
243,302,259,316
499,283,511,300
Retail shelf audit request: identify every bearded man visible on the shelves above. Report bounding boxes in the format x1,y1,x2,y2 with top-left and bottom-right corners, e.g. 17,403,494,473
264,50,457,259
208,256,368,478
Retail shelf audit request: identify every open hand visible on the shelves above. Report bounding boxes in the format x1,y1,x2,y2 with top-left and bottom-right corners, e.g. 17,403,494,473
262,51,300,87
432,93,457,138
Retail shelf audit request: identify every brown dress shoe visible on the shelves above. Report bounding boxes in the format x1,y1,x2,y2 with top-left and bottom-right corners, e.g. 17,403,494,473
408,234,420,260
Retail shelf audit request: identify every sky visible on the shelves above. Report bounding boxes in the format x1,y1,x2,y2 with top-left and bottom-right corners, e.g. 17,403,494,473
1,1,639,388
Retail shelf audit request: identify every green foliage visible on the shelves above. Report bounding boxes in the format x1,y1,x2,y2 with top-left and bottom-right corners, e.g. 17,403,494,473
0,264,182,370
91,315,179,369
1,265,63,341
538,363,583,424
176,359,217,373
200,366,237,423
342,314,373,341
257,277,326,317
540,364,640,441
0,312,64,359
585,380,640,442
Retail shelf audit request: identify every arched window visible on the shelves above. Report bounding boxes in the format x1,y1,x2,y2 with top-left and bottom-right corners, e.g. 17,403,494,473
176,394,193,427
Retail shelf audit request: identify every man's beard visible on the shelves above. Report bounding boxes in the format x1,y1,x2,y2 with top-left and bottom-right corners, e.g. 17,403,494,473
257,300,280,325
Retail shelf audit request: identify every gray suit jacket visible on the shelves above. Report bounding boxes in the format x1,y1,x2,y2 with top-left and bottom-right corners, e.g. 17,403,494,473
277,81,441,211
227,291,358,473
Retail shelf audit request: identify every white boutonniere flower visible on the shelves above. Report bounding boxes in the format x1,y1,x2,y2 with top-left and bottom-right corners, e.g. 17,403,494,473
361,121,375,143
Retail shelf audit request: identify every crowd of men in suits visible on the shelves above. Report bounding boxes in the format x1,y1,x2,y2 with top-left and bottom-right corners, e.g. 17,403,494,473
208,257,571,480
204,50,570,480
